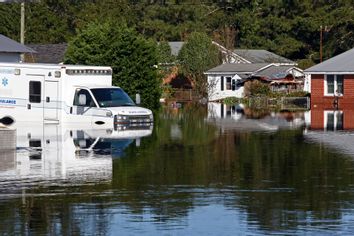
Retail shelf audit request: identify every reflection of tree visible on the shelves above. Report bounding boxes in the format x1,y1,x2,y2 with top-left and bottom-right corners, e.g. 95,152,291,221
114,113,354,232
112,104,219,221
227,129,352,231
0,186,113,235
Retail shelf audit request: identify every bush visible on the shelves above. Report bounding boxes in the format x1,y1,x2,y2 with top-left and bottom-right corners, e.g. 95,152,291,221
244,80,271,97
223,97,239,105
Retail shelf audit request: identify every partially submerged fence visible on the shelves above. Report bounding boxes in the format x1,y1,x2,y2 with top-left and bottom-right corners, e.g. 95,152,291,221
172,89,199,101
248,96,310,110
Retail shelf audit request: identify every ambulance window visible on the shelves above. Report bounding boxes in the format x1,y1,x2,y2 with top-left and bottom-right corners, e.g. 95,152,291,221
29,81,41,103
73,89,96,107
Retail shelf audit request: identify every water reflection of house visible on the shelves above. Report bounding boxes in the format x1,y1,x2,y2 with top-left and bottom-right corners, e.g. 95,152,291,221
307,106,354,130
207,102,305,132
304,106,354,156
305,47,354,108
305,107,354,157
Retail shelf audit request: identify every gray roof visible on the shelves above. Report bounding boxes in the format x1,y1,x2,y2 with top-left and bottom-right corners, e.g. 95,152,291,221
27,43,67,63
254,65,300,79
205,63,270,74
0,34,36,53
305,47,354,73
234,49,295,64
168,41,184,56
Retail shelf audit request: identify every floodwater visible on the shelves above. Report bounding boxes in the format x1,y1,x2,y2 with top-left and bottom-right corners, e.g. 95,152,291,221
1,103,354,235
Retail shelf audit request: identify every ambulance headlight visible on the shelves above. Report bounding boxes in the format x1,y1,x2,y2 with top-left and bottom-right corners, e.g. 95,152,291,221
117,115,128,120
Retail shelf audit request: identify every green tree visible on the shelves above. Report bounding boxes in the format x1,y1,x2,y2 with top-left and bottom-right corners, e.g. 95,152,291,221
0,3,20,41
64,21,161,110
156,40,174,64
177,32,221,97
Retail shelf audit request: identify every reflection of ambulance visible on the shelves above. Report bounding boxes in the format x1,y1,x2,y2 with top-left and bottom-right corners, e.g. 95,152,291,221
0,123,153,182
0,63,153,128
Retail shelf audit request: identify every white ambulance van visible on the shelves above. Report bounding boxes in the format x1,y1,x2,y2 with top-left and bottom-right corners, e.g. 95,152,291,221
0,63,153,128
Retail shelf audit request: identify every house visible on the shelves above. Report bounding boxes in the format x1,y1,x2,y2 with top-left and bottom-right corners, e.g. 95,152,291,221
205,63,304,101
0,34,35,62
205,63,270,101
25,43,68,63
250,65,304,93
305,47,354,110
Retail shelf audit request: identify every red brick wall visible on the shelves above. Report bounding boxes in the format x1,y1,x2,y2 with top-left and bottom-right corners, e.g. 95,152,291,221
311,74,354,109
343,75,354,102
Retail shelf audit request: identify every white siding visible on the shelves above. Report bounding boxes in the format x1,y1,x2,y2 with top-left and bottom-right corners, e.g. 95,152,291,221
207,74,244,101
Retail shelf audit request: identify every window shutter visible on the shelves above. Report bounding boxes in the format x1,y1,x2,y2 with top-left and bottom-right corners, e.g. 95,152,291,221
221,76,224,91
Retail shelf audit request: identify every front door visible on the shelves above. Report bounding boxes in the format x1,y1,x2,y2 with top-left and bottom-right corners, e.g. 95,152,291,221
44,80,59,121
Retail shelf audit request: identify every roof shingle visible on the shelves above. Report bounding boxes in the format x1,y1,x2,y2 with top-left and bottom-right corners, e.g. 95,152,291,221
305,47,354,73
0,34,35,53
234,49,295,64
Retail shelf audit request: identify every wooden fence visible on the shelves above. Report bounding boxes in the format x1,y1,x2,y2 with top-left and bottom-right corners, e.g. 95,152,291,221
172,89,199,101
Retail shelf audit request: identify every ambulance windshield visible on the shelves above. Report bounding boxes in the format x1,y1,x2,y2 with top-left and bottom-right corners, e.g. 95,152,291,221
91,88,135,107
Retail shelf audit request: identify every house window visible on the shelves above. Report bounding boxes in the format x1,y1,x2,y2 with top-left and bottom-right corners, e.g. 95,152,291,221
324,110,343,131
325,75,344,95
226,77,232,90
29,81,41,103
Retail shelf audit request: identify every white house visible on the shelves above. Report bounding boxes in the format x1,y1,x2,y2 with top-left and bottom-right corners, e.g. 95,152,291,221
0,34,35,62
205,48,304,101
205,63,271,101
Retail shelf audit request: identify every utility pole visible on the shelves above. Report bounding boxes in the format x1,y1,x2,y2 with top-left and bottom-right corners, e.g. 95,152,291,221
320,25,323,63
320,25,330,63
20,1,25,61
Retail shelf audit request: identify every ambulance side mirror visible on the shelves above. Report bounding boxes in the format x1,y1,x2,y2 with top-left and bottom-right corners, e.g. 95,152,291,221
135,94,141,105
78,94,87,106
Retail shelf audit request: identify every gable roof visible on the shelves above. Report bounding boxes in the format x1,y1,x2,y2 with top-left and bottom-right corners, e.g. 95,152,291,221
254,65,303,79
205,63,271,74
26,43,67,63
0,34,35,53
305,47,354,74
234,49,295,64
168,41,184,56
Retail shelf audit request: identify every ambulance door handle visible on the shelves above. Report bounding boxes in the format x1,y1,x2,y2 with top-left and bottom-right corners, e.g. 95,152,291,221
46,97,50,103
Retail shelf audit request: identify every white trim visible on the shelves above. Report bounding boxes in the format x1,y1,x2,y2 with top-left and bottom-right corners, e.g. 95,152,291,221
324,74,343,96
307,72,354,75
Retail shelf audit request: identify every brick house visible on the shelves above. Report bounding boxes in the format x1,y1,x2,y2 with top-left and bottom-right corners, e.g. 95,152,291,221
305,47,354,109
305,47,354,130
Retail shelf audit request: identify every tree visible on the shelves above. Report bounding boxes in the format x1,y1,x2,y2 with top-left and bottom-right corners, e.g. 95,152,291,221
177,32,221,97
156,40,174,64
64,21,161,110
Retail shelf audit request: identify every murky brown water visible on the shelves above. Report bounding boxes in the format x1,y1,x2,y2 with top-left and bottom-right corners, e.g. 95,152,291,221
1,103,354,235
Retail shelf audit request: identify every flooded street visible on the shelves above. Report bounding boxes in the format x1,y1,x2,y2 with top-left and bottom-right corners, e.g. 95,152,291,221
1,103,354,235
